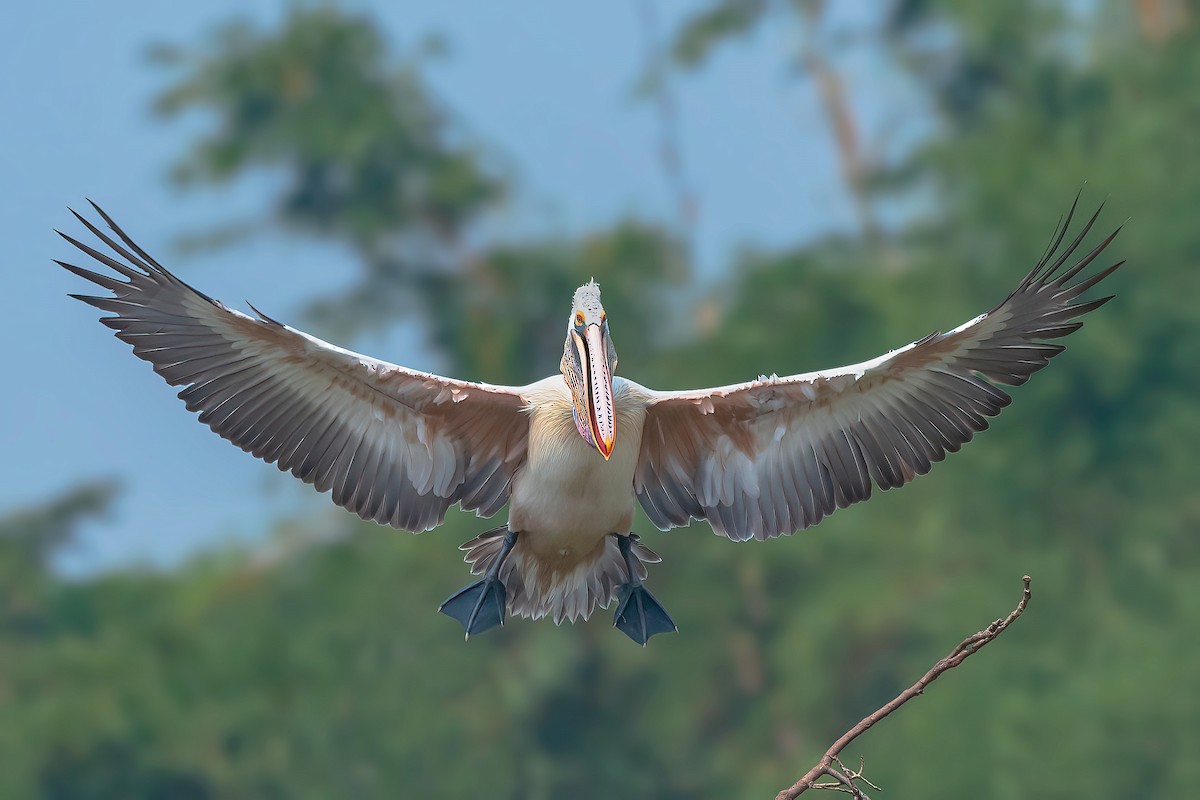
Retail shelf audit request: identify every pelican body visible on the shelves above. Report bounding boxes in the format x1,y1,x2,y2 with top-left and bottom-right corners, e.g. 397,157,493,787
56,199,1124,644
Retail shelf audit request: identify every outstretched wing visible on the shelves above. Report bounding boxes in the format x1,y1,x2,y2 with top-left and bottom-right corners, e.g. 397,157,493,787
57,203,530,532
633,200,1124,541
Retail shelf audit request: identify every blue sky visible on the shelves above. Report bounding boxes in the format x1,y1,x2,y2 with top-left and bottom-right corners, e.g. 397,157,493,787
1,1,915,570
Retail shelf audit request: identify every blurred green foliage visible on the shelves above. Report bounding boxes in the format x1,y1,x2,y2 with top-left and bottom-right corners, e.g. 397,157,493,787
4,2,1198,798
151,7,502,340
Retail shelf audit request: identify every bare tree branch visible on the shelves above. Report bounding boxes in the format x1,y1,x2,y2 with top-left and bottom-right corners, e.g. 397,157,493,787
775,576,1034,800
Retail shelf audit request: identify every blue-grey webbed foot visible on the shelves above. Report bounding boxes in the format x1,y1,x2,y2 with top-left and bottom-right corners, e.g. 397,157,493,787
439,529,517,639
612,533,677,646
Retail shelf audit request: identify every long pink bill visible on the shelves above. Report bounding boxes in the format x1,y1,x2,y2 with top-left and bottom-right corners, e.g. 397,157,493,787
585,324,616,459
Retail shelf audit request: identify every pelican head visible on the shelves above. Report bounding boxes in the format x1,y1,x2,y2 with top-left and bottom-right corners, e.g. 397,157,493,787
560,281,618,459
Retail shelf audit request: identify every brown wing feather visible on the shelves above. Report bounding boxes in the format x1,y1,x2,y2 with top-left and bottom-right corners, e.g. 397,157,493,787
634,199,1125,541
58,203,530,532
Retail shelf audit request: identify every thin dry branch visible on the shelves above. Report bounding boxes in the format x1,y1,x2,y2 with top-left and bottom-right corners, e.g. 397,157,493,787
775,576,1033,800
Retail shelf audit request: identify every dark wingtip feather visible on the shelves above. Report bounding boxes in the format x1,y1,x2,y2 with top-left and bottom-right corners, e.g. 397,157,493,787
1072,258,1126,294
1032,211,1067,276
68,293,110,310
1040,201,1106,281
85,199,118,234
54,259,129,292
1050,226,1122,289
1029,196,1080,281
55,227,148,281
1074,294,1116,314
86,199,166,271
69,203,162,274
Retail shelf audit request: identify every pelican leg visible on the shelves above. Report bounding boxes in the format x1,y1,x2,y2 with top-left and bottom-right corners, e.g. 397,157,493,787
612,534,677,646
439,528,518,639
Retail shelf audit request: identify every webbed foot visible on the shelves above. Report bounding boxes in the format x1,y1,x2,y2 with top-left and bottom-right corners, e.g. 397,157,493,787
612,533,677,646
613,583,677,645
439,528,518,639
439,576,507,638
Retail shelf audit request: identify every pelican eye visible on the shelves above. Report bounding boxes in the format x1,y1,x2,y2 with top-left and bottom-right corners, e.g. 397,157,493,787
575,312,585,327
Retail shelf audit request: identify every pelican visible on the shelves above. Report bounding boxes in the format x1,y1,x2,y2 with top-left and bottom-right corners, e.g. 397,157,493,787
56,199,1123,644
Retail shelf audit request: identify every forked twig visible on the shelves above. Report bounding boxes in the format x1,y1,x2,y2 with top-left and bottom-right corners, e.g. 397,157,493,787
775,576,1033,800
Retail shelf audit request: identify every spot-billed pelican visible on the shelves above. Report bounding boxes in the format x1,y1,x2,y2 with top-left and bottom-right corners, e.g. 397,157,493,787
56,199,1123,644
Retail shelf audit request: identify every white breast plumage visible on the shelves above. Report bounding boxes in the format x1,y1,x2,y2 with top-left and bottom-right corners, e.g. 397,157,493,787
509,379,645,559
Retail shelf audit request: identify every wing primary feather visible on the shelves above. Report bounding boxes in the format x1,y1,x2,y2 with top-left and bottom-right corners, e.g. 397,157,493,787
55,260,129,292
1026,192,1080,284
56,230,148,281
1038,201,1105,284
1049,227,1122,289
68,207,157,274
1068,261,1125,296
87,200,168,271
